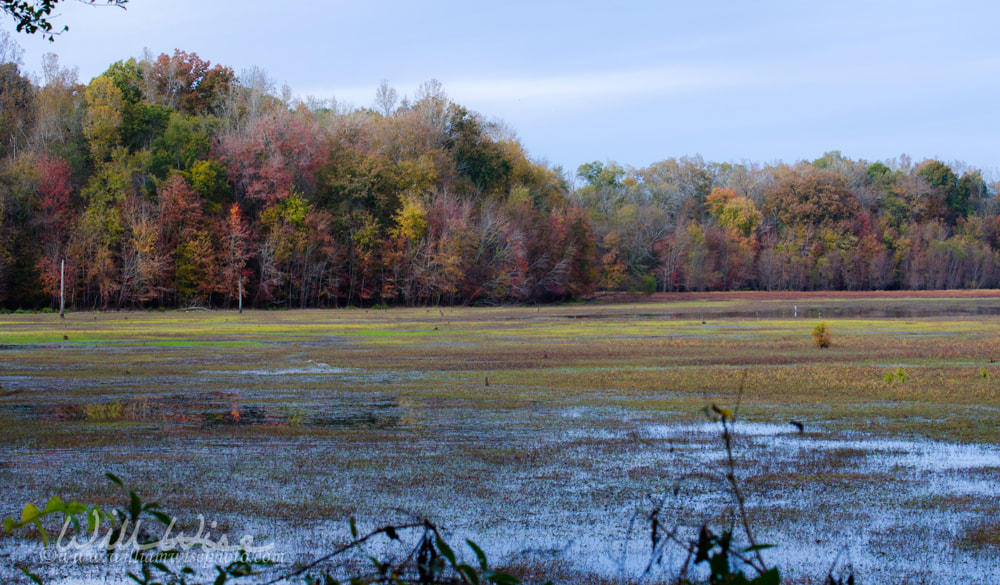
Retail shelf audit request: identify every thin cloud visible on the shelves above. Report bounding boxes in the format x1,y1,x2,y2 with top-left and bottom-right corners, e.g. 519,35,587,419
300,65,756,110
446,66,751,104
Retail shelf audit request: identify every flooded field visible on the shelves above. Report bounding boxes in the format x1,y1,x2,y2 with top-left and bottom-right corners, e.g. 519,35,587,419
2,296,1000,584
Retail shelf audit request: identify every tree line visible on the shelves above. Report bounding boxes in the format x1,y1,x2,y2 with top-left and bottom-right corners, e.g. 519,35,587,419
0,39,996,309
580,151,995,294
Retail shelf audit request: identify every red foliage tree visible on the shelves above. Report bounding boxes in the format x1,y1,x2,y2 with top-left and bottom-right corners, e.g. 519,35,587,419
144,50,235,115
32,154,75,299
215,109,329,205
157,174,208,302
217,202,252,307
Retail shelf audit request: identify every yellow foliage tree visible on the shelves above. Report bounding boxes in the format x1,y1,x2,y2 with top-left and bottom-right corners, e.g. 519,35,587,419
83,75,124,162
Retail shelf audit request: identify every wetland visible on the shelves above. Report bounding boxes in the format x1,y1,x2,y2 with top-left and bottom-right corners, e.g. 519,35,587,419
3,295,1000,584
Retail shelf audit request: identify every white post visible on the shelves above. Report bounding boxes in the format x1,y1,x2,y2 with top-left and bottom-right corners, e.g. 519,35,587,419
238,276,243,314
59,259,65,319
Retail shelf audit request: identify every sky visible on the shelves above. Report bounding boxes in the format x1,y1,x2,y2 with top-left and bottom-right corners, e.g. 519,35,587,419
3,0,1000,177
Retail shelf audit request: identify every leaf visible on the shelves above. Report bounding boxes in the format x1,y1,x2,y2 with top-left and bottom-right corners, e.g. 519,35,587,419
711,404,733,419
743,543,776,553
86,508,101,532
435,536,456,565
107,527,122,559
21,503,40,524
751,567,781,585
42,496,64,514
20,567,43,585
128,491,141,522
349,517,358,539
485,573,521,585
457,564,480,585
106,472,124,487
709,552,730,578
148,510,172,526
467,539,488,571
226,561,253,577
3,517,15,533
694,526,715,563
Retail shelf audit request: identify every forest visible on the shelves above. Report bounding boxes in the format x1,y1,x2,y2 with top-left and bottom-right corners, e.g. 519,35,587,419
0,40,997,310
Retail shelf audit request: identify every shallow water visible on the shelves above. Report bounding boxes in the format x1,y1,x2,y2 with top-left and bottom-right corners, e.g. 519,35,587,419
6,411,1000,585
566,299,1000,321
4,306,1000,585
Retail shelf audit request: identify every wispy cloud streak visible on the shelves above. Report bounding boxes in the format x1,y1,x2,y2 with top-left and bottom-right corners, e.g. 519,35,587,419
302,65,756,109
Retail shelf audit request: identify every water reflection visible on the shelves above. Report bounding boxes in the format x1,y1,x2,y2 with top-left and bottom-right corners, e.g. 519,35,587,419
566,301,1000,320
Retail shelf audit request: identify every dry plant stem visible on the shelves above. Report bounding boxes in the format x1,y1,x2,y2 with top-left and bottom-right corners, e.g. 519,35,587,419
638,520,680,583
726,369,767,573
260,521,426,585
721,417,767,574
732,369,748,421
662,526,764,585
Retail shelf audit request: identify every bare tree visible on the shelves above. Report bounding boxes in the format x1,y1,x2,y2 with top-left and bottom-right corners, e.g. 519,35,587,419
374,79,398,116
0,28,23,64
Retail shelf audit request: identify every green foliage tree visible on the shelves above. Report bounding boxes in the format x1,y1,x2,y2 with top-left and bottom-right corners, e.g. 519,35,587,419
866,161,891,183
445,104,513,196
149,113,215,177
916,159,971,223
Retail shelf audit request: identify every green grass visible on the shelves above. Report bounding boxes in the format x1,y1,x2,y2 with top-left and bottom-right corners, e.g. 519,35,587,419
4,304,1000,427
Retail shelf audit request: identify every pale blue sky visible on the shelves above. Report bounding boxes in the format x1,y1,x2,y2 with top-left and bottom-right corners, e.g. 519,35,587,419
4,0,1000,175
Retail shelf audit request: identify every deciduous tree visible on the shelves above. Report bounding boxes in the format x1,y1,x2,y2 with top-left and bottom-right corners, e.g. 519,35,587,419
82,75,124,161
0,61,35,159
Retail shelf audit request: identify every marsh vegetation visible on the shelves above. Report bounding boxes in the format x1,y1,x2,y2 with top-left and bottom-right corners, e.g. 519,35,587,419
2,295,1000,583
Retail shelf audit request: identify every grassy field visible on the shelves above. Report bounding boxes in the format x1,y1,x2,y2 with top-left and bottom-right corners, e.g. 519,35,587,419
2,296,1000,584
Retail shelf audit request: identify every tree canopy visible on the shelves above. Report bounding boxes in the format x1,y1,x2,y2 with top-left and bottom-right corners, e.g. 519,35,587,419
0,47,997,310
